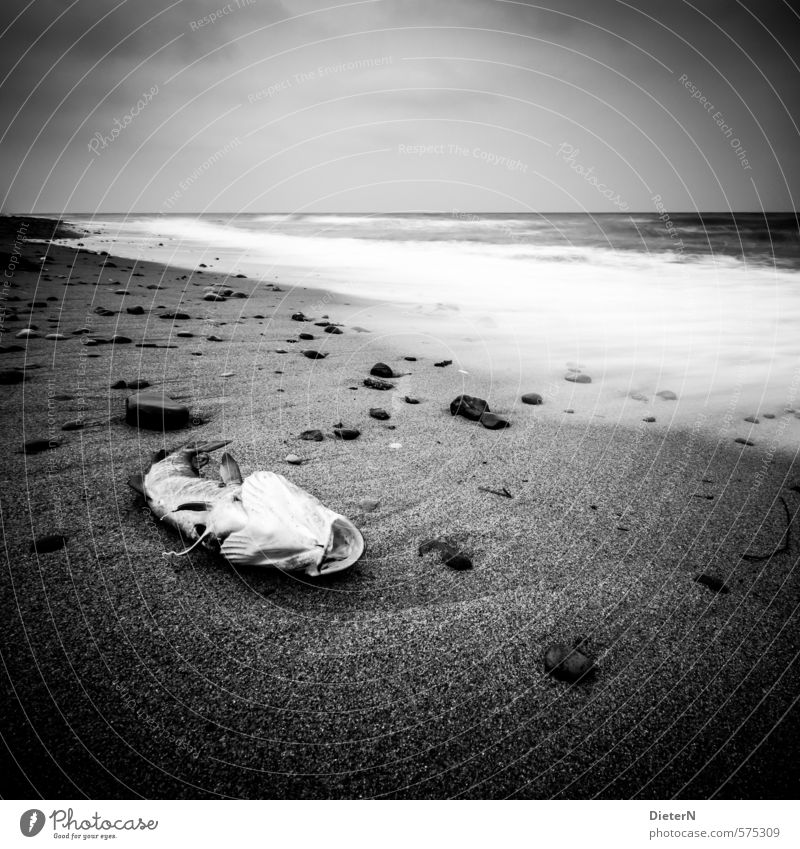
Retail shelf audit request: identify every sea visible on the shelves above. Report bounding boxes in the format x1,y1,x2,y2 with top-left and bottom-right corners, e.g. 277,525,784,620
57,212,800,430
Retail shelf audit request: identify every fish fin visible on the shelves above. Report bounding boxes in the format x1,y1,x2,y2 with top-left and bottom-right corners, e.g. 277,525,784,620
127,474,145,495
186,439,232,456
219,452,243,485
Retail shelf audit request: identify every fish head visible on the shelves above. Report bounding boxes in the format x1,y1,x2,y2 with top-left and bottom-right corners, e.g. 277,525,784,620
217,472,364,575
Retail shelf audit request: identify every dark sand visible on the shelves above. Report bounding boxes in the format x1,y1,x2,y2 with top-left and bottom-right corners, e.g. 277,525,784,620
1,216,799,799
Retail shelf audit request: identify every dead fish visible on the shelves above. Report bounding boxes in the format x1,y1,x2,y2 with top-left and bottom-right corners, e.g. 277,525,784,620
129,441,364,576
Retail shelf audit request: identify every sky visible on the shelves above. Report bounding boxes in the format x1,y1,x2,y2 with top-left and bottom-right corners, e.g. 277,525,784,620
1,0,798,213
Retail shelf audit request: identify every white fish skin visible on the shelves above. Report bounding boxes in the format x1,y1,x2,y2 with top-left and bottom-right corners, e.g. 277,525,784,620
138,442,364,576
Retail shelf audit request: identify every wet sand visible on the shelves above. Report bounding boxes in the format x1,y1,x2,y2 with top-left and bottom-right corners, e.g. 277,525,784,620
1,215,799,799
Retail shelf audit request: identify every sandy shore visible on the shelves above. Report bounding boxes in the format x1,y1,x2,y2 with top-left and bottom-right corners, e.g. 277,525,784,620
1,215,799,799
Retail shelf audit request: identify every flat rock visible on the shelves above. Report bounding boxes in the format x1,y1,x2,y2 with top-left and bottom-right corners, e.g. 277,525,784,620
126,305,146,315
303,350,327,360
299,429,324,441
450,394,490,421
434,360,452,368
333,428,360,440
656,390,678,400
565,373,591,384
45,333,67,340
125,390,190,431
369,408,390,420
364,377,394,390
480,412,510,430
160,311,190,320
521,392,543,405
543,643,595,683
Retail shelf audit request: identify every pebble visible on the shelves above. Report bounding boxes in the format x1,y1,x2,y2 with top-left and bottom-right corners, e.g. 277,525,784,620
735,437,755,446
126,305,146,315
370,363,395,378
656,390,678,400
299,429,324,441
480,412,511,430
299,333,314,340
125,391,190,431
694,573,730,594
364,377,394,390
404,356,417,361
405,396,420,404
31,534,68,554
15,329,39,338
207,335,224,342
203,293,226,301
450,394,489,421
45,333,67,340
334,428,360,440
303,350,327,360
521,392,543,405
369,408,390,420
744,416,760,424
643,416,656,423
324,326,343,334
285,454,303,465
291,312,306,321
543,643,595,683
434,360,452,368
565,373,591,384
23,438,59,454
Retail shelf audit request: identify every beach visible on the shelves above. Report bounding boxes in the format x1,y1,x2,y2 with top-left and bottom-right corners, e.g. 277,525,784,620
1,214,799,799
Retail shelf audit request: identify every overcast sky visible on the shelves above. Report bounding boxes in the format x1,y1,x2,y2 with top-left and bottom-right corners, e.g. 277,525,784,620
1,0,798,213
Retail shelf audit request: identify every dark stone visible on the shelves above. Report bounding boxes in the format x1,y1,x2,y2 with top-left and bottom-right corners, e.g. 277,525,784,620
203,293,225,302
656,390,678,400
0,345,25,354
0,370,24,384
299,429,324,442
734,437,754,446
207,335,224,342
369,408,390,420
314,321,331,327
404,356,417,361
543,644,595,683
235,274,247,278
93,307,116,316
177,331,193,338
291,313,306,321
159,311,190,320
31,534,68,554
303,350,327,360
434,360,452,367
110,335,132,344
642,416,656,423
694,573,730,594
24,438,59,454
299,333,314,340
480,412,510,430
125,391,190,431
126,305,145,315
565,373,591,384
324,326,343,334
405,396,419,404
111,380,127,389
744,416,760,424
370,363,395,378
450,394,490,421
333,428,360,440
127,379,150,390
521,393,543,405
764,413,776,419
61,420,85,431
364,377,394,390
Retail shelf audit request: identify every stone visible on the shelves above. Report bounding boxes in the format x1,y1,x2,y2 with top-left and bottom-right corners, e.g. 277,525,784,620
15,329,39,338
285,454,303,465
565,373,591,384
370,363,395,378
744,416,760,424
369,408,390,420
23,438,59,454
404,356,417,361
299,429,324,441
111,380,127,389
0,345,24,354
333,428,360,440
521,393,543,405
693,573,729,594
450,394,490,421
656,390,678,400
125,391,190,431
543,644,595,683
364,377,394,390
31,534,68,554
207,335,224,342
159,311,190,320
405,396,419,404
45,333,67,340
126,305,145,315
291,312,306,321
734,437,754,446
303,350,327,360
202,293,225,301
434,360,452,367
480,412,510,430
111,335,132,344
324,325,343,334
764,413,776,419
299,333,314,340
642,416,656,423
177,331,194,338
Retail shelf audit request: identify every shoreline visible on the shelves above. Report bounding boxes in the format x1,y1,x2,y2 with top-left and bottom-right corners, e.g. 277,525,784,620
1,215,799,799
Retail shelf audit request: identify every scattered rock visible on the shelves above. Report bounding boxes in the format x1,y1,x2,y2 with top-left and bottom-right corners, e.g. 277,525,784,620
125,391,190,431
764,413,776,420
45,333,67,340
656,390,678,400
404,356,417,361
160,311,190,320
126,305,146,315
285,454,303,465
324,326,343,335
450,394,489,421
543,643,595,683
31,534,68,554
694,573,730,594
364,377,394,390
299,333,314,340
565,373,591,384
61,420,86,431
370,363,395,378
521,392,543,405
291,312,306,321
207,335,224,342
369,408,390,420
15,329,39,338
480,412,510,430
333,428,360,440
744,416,760,424
23,438,59,454
434,360,452,368
299,429,324,442
303,350,327,360
405,396,419,404
643,416,656,423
